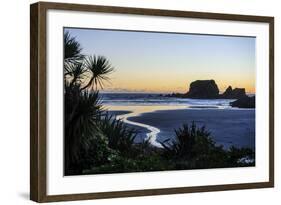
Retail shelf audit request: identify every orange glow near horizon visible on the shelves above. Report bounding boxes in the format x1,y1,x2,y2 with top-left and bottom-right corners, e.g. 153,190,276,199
101,67,255,94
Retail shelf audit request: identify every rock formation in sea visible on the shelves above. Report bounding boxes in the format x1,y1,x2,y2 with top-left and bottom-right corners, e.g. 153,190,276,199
230,96,255,108
185,80,219,99
221,86,247,99
165,80,253,107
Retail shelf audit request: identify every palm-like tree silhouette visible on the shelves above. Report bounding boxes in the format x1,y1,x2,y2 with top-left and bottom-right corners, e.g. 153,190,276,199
64,31,83,62
63,31,115,174
64,61,87,87
64,84,103,174
81,55,114,90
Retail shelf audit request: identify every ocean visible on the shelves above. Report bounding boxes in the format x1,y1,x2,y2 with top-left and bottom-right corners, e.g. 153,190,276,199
100,92,235,108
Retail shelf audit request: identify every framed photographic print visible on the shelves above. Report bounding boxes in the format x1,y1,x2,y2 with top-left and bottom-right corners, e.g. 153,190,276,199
30,1,274,202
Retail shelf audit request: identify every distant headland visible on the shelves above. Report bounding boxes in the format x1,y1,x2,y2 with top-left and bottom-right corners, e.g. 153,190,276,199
165,79,255,108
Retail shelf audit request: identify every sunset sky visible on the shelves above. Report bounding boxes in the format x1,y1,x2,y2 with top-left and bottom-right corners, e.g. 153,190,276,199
65,28,256,94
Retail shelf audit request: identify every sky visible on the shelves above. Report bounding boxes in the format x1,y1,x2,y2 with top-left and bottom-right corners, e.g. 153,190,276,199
64,28,256,94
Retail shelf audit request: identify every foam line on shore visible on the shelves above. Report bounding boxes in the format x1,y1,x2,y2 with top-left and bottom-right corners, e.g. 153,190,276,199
107,105,187,148
116,111,163,148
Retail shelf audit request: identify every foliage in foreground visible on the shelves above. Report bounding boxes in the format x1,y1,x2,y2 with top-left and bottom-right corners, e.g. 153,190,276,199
78,122,255,175
66,120,255,175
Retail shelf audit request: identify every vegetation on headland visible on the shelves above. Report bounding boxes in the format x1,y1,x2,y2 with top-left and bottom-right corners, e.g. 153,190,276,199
64,31,255,175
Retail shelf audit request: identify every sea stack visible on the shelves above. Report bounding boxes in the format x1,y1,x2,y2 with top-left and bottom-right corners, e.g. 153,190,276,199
166,80,250,100
186,80,219,99
221,86,246,99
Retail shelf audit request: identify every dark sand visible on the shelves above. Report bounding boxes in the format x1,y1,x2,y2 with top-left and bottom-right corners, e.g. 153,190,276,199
127,109,255,149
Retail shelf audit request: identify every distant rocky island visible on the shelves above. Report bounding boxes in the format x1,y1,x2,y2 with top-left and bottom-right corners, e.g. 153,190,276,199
165,80,255,108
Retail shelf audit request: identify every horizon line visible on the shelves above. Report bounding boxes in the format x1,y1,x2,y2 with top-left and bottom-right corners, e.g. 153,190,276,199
99,90,256,95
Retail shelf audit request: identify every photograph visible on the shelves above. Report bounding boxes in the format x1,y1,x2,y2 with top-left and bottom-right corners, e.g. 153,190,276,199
63,27,256,176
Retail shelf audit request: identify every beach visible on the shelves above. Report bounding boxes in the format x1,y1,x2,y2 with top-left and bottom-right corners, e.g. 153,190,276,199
109,106,255,149
103,92,255,150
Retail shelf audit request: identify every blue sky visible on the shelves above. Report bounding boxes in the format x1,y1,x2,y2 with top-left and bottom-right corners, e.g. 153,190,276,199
64,27,255,93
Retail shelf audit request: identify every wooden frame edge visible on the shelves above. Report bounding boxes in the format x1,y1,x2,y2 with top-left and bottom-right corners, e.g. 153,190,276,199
30,2,48,202
37,1,274,22
30,2,39,202
30,1,274,202
269,17,274,188
39,182,273,203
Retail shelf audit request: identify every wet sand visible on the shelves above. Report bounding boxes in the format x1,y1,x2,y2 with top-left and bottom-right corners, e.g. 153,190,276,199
127,109,255,149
